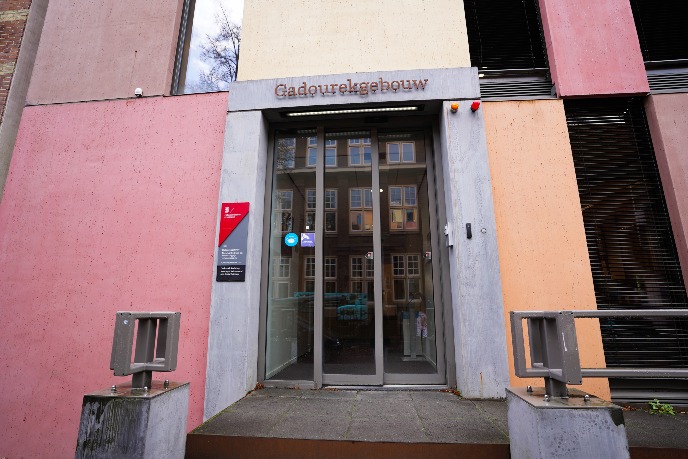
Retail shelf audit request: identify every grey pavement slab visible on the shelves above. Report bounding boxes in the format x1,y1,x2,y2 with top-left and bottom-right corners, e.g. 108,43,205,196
422,417,510,444
190,387,688,452
248,388,305,398
624,409,688,449
271,414,351,441
289,398,354,417
300,389,357,400
353,399,419,418
413,397,481,420
347,416,429,443
191,389,509,445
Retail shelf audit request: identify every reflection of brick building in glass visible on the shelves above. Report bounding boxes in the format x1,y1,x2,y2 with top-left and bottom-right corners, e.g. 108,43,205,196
266,130,437,380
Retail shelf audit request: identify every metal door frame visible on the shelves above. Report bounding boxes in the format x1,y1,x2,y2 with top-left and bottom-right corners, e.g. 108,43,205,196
258,117,449,388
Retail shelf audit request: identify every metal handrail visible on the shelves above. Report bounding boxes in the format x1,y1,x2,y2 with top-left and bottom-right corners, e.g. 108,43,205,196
510,309,688,397
110,311,181,389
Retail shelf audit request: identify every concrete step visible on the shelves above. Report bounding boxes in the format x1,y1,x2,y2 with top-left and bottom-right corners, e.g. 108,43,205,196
186,436,509,459
184,388,688,459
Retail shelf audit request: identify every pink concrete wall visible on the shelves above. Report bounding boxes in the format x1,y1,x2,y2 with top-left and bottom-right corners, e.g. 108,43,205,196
484,99,610,400
538,0,649,97
0,92,227,457
645,94,688,285
27,0,183,104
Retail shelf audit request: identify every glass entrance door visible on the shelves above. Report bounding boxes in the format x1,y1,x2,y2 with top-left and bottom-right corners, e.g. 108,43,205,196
321,130,382,384
264,125,444,385
378,131,444,384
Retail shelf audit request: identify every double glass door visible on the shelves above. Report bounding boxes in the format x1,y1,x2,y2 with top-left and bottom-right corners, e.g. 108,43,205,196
264,125,445,385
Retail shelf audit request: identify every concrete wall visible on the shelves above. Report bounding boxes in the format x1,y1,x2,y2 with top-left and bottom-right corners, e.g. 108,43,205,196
645,94,688,286
204,110,268,419
238,0,471,80
538,0,648,97
0,92,226,457
0,0,48,200
484,99,610,400
440,100,510,398
0,0,32,123
26,0,183,105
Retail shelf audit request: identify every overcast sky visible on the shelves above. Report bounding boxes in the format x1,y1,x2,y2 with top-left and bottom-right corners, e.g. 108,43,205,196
185,0,244,93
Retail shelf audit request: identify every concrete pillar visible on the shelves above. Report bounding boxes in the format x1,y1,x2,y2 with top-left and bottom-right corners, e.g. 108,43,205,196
507,387,629,459
75,381,189,459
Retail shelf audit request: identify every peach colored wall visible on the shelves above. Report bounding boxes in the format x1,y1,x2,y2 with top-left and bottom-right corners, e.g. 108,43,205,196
238,0,470,80
27,0,183,105
645,94,688,285
484,99,610,400
538,0,649,97
0,92,226,457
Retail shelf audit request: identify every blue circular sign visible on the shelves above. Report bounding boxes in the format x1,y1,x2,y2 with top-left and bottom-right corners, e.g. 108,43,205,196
284,232,298,247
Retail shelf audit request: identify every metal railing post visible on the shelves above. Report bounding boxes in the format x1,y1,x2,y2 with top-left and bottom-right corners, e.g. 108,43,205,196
510,309,688,398
110,311,181,388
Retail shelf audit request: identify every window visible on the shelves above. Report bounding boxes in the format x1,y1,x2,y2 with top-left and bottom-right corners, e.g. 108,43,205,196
463,0,552,100
350,188,373,232
464,0,547,71
272,257,291,299
304,256,315,292
387,142,415,164
629,0,688,93
325,257,337,293
305,189,337,233
310,137,338,167
392,254,421,302
348,138,372,166
325,140,337,167
350,256,375,300
274,190,293,233
273,257,291,278
325,189,337,233
307,137,318,167
276,138,295,169
389,186,418,231
304,256,337,293
173,0,242,94
567,97,688,400
629,0,688,63
305,189,316,230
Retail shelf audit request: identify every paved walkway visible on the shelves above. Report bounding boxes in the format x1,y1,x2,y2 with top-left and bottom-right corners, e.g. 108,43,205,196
192,387,688,449
194,388,509,444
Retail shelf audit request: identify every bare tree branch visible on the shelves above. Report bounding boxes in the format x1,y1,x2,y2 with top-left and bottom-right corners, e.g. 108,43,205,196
197,5,241,91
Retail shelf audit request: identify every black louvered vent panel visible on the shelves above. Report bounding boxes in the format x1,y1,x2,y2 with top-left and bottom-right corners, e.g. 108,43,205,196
465,0,548,70
566,98,688,403
629,0,688,62
647,70,688,94
479,75,553,100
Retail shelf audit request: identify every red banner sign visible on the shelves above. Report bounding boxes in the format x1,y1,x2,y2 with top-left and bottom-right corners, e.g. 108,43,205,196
219,202,249,246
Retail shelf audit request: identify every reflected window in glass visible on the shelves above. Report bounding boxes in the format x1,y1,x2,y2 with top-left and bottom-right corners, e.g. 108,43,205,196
274,190,293,233
402,142,415,163
348,138,371,166
325,140,337,167
276,138,296,169
388,143,400,163
306,137,318,167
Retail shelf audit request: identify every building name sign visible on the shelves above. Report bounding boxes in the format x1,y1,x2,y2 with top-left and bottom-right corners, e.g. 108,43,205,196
274,77,429,98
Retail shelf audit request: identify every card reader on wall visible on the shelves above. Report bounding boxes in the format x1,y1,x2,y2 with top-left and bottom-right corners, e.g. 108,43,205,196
444,223,453,248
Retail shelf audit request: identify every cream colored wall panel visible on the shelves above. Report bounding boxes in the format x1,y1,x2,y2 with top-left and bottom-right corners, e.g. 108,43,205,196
238,0,470,81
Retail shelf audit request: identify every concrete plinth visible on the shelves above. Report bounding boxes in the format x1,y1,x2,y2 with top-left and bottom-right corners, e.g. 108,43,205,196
75,380,189,459
507,387,629,459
